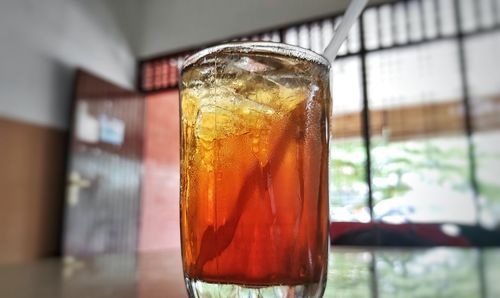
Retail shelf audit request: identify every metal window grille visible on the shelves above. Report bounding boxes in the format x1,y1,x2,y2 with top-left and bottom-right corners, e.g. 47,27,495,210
139,0,500,224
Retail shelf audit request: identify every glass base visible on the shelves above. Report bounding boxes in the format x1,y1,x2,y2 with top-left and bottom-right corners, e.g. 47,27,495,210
185,278,325,298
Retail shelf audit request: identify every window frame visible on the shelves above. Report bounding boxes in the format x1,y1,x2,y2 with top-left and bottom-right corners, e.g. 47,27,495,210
137,0,500,247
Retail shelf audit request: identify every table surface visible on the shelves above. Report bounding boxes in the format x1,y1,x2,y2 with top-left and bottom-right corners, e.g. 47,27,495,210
1,247,499,298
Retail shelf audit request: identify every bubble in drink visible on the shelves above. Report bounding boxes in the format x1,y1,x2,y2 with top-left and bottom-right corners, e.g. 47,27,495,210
180,42,331,298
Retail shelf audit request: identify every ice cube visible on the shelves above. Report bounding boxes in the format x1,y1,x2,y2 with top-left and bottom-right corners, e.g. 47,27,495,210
263,73,312,89
246,85,307,115
232,57,270,73
185,62,309,142
193,86,278,141
196,104,245,141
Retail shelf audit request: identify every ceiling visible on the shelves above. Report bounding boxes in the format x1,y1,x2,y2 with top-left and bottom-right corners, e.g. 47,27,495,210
106,0,393,58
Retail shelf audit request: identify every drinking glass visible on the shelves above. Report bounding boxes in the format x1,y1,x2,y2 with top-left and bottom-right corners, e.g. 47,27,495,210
179,42,331,298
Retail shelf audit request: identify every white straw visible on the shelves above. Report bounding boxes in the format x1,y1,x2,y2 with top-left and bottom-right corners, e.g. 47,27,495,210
323,0,368,63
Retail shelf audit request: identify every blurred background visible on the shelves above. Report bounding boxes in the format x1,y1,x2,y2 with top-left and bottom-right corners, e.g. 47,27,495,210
1,0,499,290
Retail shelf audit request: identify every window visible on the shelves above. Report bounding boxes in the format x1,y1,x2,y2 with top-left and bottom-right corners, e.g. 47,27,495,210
330,57,368,223
139,0,500,234
367,41,472,224
466,31,500,227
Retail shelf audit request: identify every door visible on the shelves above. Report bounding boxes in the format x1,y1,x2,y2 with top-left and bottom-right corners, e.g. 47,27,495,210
63,70,144,256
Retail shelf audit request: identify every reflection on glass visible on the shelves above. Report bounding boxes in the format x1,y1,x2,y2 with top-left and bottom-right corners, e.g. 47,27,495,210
325,249,372,297
376,248,480,298
485,249,500,297
61,254,137,297
324,248,498,298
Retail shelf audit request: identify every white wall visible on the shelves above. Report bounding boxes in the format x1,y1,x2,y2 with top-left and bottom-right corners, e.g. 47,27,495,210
0,0,136,129
137,0,391,57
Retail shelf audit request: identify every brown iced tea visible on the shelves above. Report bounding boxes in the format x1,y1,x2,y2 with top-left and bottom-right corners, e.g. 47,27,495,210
180,42,331,297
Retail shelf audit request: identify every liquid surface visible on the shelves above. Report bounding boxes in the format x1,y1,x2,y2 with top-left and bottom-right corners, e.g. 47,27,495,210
180,51,330,287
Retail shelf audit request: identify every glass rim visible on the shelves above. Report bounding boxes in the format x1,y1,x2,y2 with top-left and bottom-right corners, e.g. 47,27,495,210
182,41,331,71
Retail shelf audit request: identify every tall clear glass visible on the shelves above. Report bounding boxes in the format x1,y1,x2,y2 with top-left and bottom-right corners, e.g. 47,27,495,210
179,42,331,298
